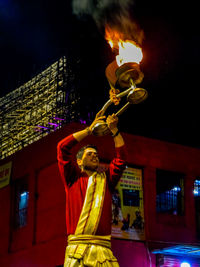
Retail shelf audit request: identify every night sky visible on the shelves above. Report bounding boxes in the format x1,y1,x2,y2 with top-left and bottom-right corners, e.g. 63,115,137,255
0,0,199,148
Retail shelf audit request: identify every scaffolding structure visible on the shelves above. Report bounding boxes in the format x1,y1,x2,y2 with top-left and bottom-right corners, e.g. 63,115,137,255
0,56,80,159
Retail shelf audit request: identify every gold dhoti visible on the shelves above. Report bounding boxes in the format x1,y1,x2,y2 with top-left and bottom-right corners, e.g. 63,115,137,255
64,234,119,267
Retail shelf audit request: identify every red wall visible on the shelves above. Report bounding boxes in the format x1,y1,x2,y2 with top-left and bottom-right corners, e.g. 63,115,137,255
1,122,200,266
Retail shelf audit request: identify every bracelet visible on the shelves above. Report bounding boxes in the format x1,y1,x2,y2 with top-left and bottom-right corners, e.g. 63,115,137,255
112,130,120,137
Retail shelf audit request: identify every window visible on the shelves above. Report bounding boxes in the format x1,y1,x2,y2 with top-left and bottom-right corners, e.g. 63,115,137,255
194,179,200,238
156,169,184,215
194,179,200,196
13,177,29,228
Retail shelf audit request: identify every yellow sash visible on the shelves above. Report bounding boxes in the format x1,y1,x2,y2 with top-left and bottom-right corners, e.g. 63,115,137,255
75,172,106,235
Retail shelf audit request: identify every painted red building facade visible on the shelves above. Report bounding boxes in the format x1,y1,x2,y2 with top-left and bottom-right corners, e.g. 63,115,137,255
1,122,200,267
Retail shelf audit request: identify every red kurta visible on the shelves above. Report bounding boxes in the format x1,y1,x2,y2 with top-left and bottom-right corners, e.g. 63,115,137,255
57,134,126,236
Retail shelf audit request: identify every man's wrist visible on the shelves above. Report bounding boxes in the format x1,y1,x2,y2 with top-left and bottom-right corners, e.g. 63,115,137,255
86,127,92,135
111,128,120,137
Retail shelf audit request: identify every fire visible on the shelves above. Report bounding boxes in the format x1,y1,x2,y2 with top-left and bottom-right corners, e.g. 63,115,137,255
105,27,143,66
116,40,143,66
108,40,114,49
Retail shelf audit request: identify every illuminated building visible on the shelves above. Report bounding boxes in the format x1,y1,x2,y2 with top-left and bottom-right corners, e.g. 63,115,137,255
1,123,200,266
0,56,80,159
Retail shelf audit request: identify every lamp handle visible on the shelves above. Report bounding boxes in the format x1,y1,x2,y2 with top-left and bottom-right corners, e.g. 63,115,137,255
115,102,131,116
100,86,134,116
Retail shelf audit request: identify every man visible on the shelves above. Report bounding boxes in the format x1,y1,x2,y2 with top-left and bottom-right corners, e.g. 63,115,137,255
57,112,126,266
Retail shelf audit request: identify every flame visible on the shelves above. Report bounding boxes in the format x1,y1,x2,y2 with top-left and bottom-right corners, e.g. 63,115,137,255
116,40,143,66
108,40,114,49
105,26,143,66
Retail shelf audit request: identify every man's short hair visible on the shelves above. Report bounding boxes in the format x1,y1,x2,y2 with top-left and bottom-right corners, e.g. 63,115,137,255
76,144,98,160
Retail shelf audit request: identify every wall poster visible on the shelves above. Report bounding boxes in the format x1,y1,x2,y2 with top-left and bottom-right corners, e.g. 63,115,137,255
0,161,12,189
99,163,145,240
111,166,145,240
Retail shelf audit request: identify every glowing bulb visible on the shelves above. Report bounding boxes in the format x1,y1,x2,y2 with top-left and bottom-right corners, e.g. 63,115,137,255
181,262,191,267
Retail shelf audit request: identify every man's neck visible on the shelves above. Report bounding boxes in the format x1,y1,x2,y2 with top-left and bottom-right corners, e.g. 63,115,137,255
82,168,96,177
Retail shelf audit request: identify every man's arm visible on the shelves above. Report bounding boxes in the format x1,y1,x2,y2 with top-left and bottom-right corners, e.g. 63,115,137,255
106,114,125,148
106,114,127,189
57,111,106,164
73,127,91,142
73,111,106,142
57,134,80,187
57,112,106,186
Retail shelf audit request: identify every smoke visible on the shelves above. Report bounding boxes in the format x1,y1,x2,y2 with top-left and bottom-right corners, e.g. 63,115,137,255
72,0,144,46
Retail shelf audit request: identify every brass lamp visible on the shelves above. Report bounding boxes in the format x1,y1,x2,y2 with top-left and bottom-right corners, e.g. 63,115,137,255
91,60,148,136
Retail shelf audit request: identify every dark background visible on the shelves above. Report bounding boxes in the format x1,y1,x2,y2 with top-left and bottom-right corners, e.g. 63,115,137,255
0,0,199,148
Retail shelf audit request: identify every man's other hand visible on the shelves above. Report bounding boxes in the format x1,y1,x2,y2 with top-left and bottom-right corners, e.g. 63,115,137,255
106,114,118,134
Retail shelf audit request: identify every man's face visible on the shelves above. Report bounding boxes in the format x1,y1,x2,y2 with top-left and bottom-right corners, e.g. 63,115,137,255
78,147,99,171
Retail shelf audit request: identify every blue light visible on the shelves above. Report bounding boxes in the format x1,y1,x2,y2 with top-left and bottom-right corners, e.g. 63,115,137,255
181,262,191,267
19,191,29,209
172,186,181,192
194,189,199,195
20,192,27,198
